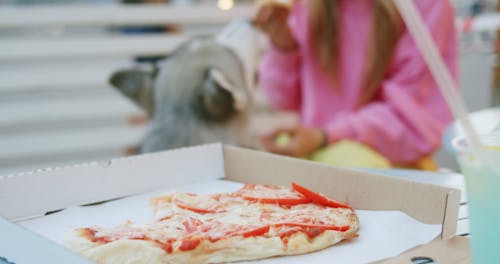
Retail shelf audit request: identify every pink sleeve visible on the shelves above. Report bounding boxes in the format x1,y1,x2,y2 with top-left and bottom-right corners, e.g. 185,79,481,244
324,0,458,164
258,2,303,111
259,46,302,111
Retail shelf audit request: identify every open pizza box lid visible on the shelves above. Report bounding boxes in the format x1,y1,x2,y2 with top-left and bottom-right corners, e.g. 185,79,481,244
0,143,468,263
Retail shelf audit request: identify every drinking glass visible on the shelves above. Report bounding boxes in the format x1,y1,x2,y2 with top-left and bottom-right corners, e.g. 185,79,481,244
453,134,500,263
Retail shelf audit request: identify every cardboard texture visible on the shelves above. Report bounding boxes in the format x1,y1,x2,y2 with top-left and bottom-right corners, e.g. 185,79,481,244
0,143,462,263
16,180,444,264
223,146,460,239
0,144,224,221
376,236,471,264
0,217,90,264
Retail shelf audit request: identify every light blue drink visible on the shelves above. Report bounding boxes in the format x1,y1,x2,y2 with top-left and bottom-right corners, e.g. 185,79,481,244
455,136,500,264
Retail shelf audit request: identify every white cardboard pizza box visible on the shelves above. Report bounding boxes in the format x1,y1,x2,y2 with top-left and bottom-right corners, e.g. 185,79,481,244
0,143,463,263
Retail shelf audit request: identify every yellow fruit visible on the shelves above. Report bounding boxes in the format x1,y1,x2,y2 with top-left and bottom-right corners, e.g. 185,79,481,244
485,145,500,151
309,140,391,168
275,133,291,147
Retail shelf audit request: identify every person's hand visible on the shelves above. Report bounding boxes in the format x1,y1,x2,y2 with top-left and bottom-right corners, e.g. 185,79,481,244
260,126,326,158
254,3,298,52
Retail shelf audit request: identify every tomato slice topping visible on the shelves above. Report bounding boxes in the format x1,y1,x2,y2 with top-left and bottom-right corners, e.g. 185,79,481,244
240,225,270,237
179,238,201,251
175,201,218,214
291,182,352,209
155,240,174,253
173,193,222,214
236,184,310,205
273,223,350,241
182,217,203,233
275,222,351,232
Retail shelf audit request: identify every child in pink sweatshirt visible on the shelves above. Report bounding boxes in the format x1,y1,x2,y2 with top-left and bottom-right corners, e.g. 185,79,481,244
256,0,457,166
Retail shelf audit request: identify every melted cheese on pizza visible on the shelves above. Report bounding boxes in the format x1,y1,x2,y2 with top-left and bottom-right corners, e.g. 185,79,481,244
72,183,359,263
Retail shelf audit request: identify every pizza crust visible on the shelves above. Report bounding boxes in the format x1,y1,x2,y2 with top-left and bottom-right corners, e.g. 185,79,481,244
68,183,359,263
69,226,358,264
68,232,283,264
286,229,356,256
69,238,171,264
189,236,284,263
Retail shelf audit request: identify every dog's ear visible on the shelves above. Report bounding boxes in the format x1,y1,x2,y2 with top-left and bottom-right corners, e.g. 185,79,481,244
198,69,237,121
109,69,155,116
186,38,251,110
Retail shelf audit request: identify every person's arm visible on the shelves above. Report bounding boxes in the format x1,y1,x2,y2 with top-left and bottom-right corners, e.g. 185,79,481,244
323,0,458,164
259,46,301,111
257,3,302,111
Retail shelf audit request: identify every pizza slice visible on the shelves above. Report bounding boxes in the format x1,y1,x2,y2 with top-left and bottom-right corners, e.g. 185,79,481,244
68,182,359,263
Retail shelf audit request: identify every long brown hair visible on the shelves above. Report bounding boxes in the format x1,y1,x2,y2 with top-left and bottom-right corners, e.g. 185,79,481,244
308,0,403,106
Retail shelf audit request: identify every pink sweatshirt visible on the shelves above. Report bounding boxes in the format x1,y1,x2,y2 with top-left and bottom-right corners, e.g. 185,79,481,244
259,0,458,164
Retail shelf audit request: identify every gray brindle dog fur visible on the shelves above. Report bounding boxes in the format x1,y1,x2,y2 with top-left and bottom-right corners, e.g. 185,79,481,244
110,36,253,153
